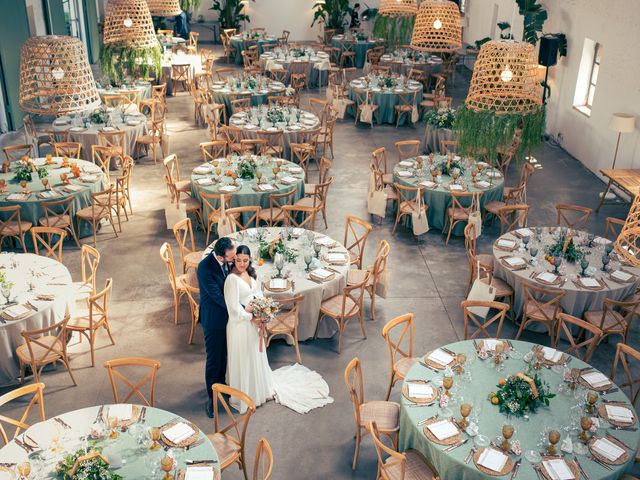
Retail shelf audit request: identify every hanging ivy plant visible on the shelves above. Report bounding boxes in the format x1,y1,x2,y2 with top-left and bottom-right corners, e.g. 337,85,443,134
99,44,162,84
454,104,546,161
180,0,201,12
372,15,415,50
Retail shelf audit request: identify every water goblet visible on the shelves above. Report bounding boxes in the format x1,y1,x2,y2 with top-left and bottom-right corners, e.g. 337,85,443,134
313,241,322,259
41,178,49,191
605,243,614,256
160,455,175,480
522,235,530,251
553,255,562,275
149,426,162,450
0,179,6,191
108,416,120,439
502,423,515,451
580,259,589,277
256,170,263,183
529,247,539,265
17,461,31,479
601,254,610,272
579,416,592,443
442,373,454,396
20,180,28,193
547,430,561,455
231,172,238,185
458,403,472,429
587,233,595,247
586,390,598,414
303,250,313,272
274,253,285,278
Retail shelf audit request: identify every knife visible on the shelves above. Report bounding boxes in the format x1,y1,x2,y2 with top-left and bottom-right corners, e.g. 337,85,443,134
54,417,71,429
185,459,218,465
465,447,476,464
419,361,439,373
509,459,521,480
573,457,589,480
443,438,468,452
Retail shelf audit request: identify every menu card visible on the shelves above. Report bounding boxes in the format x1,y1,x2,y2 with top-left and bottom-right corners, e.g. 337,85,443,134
477,448,508,472
542,459,575,480
407,383,433,398
427,420,458,440
163,422,195,444
185,466,214,480
581,371,611,388
427,349,454,366
605,405,634,423
591,438,624,461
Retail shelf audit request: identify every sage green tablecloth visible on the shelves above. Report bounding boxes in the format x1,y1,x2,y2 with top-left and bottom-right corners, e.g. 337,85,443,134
330,37,383,68
209,81,286,119
399,339,639,480
422,125,455,154
492,227,640,323
0,158,106,238
392,155,504,236
230,35,278,64
190,157,305,223
0,404,220,478
347,80,424,125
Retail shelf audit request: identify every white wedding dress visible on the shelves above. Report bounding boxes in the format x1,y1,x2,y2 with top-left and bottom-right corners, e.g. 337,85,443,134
224,273,334,414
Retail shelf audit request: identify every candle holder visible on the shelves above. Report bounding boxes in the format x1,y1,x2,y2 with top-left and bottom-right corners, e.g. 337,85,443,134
547,430,561,455
579,416,592,444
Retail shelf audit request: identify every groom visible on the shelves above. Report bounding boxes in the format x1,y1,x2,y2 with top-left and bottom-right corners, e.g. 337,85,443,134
197,237,236,418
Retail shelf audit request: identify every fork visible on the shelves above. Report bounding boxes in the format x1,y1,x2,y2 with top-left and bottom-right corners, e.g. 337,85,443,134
464,447,476,464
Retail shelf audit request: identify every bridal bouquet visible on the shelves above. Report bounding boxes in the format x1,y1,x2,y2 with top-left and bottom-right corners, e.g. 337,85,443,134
251,296,280,351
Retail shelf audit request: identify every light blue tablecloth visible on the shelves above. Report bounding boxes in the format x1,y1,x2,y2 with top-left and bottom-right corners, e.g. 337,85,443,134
230,35,278,64
331,37,383,68
347,81,424,126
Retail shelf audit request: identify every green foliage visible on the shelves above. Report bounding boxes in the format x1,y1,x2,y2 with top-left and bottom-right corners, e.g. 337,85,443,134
372,15,415,50
361,4,378,21
0,271,13,291
238,157,257,179
546,236,584,263
181,0,202,11
424,107,456,129
259,238,298,263
99,44,162,84
312,0,352,30
454,104,546,161
516,0,548,45
497,21,511,31
266,107,285,125
56,448,123,480
89,107,109,125
210,0,254,30
14,165,48,183
494,373,555,416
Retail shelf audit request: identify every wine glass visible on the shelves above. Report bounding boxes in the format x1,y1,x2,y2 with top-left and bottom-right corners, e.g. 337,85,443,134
20,180,28,192
442,373,454,396
502,423,515,451
256,170,263,183
553,255,562,275
579,416,592,443
547,430,561,455
108,416,120,440
522,236,530,251
17,461,31,479
1,285,10,305
601,254,610,272
272,167,280,179
313,242,322,259
605,243,614,256
41,178,49,191
160,455,174,480
458,403,472,429
303,249,313,272
580,259,589,277
231,172,238,185
274,253,285,278
149,426,162,450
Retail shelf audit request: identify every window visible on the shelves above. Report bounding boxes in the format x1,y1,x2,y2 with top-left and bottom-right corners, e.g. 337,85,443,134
62,0,81,37
573,39,602,117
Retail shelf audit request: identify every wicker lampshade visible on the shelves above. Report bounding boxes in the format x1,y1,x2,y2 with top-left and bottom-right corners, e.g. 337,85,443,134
19,35,100,115
615,195,640,267
410,0,461,53
147,0,181,16
104,0,159,49
379,0,418,17
465,40,542,114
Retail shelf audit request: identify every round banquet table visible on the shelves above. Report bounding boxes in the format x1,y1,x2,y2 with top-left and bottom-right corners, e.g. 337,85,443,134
493,227,640,324
230,34,278,64
392,155,504,236
205,227,350,341
0,253,73,386
347,77,424,125
48,113,147,159
161,52,203,95
330,35,384,68
399,339,640,480
190,155,305,221
209,79,287,118
229,109,321,159
0,157,106,239
0,404,220,479
379,52,443,76
159,34,186,49
96,82,152,106
422,125,455,154
260,50,330,88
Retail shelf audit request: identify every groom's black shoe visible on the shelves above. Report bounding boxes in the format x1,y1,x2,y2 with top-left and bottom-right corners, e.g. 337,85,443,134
205,399,214,418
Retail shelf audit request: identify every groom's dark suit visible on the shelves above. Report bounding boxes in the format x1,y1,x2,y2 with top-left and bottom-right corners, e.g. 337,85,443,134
197,252,229,399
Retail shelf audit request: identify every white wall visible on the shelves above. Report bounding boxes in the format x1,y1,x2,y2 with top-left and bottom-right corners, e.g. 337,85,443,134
25,0,48,35
464,0,640,178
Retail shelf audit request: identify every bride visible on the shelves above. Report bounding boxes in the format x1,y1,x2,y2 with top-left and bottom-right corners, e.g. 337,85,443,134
224,245,334,414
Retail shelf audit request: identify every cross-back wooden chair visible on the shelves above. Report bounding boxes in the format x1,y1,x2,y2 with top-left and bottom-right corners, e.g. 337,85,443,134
67,278,115,366
221,125,244,154
290,61,310,90
290,143,314,179
281,204,317,229
91,145,113,184
119,90,141,113
317,113,337,159
73,244,100,302
394,91,418,128
3,144,33,162
461,300,509,340
211,383,256,479
444,191,482,245
102,94,125,109
308,98,329,123
463,223,493,294
159,242,194,324
316,270,370,353
497,204,529,234
340,40,357,67
305,157,332,195
173,217,204,274
163,154,192,206
395,140,420,162
484,184,526,225
46,130,70,144
39,195,80,247
226,206,261,232
344,357,399,470
515,283,565,345
200,192,233,245
76,187,118,247
554,313,602,362
440,140,458,155
256,130,284,157
0,383,45,445
188,31,199,52
372,146,393,186
605,217,625,241
139,83,167,116
583,297,640,345
239,139,267,156
53,142,82,159
505,161,535,200
135,118,164,164
0,205,31,252
610,343,640,408
269,68,289,84
495,145,516,176
170,64,191,94
17,314,76,385
556,203,593,229
382,313,419,400
353,89,378,127
295,176,332,230
181,277,200,345
104,357,161,406
215,67,236,81
253,437,274,480
265,295,303,363
188,79,209,125
392,184,426,234
110,166,131,232
205,104,226,140
31,226,66,261
257,188,296,226
23,115,51,155
344,215,372,269
370,420,439,480
231,96,251,115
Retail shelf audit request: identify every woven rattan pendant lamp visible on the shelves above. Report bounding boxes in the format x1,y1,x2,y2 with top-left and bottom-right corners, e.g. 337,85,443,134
19,35,100,115
615,195,640,267
379,0,418,17
465,39,542,114
104,0,159,49
147,0,181,16
410,0,461,53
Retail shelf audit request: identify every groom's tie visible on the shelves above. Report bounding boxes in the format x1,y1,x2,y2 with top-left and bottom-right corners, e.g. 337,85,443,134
222,262,228,277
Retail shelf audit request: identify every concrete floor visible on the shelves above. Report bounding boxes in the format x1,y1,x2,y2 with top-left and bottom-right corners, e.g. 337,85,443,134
2,46,638,479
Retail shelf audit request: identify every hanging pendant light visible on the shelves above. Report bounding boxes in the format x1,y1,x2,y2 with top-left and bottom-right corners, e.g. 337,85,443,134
465,40,542,114
19,35,101,115
104,0,159,49
410,0,461,53
615,194,640,267
379,0,418,17
146,0,181,17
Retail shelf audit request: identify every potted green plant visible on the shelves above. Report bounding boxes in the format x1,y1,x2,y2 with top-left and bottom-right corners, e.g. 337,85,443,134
311,0,353,33
211,0,255,30
99,44,162,84
497,21,512,39
372,14,415,50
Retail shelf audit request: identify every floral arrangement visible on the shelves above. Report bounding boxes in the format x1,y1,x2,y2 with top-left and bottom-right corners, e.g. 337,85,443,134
238,156,257,179
490,373,555,417
545,235,583,263
56,448,123,480
14,163,48,183
258,235,298,263
89,107,108,125
290,48,306,58
432,156,465,176
246,76,258,90
266,107,286,125
380,75,395,89
356,32,368,41
250,296,280,351
0,271,13,291
424,107,456,130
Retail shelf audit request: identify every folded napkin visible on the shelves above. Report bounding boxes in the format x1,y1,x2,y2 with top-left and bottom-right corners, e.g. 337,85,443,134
269,279,288,290
196,178,214,186
483,339,502,351
542,347,562,363
581,371,611,388
612,270,633,282
38,191,59,199
6,193,29,201
315,237,334,246
475,180,490,188
542,459,575,480
326,252,347,263
517,228,534,237
580,278,600,288
185,466,214,480
280,176,298,184
487,170,502,178
311,268,332,279
449,184,463,191
108,404,132,420
193,166,211,175
399,160,414,167
126,120,141,126
288,166,303,173
64,185,85,192
427,420,458,440
420,181,437,188
408,383,433,398
478,448,508,472
504,257,526,267
537,272,558,284
69,126,85,132
397,170,412,177
592,438,624,461
477,161,489,168
258,184,275,191
427,348,454,366
3,304,30,318
219,185,237,192
101,126,116,132
605,405,634,422
163,422,195,444
79,175,99,183
292,228,304,236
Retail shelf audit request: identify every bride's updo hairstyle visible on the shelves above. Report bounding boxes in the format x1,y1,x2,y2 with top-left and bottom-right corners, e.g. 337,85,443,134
236,244,257,279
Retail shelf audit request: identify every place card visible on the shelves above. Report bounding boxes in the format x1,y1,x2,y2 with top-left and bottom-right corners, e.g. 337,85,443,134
315,236,335,246
399,160,414,167
449,184,463,191
193,166,211,175
63,185,85,192
101,126,116,132
427,348,454,367
326,252,347,263
497,239,516,248
269,278,288,290
581,371,611,388
310,268,333,281
426,420,458,440
542,459,575,480
6,193,30,201
611,270,633,282
605,405,634,423
477,448,508,472
163,422,195,444
219,185,238,192
542,347,562,363
407,383,434,399
185,466,214,480
486,170,502,178
257,184,275,191
482,339,502,351
475,180,490,188
38,190,60,199
79,175,99,183
287,166,303,174
591,438,624,461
